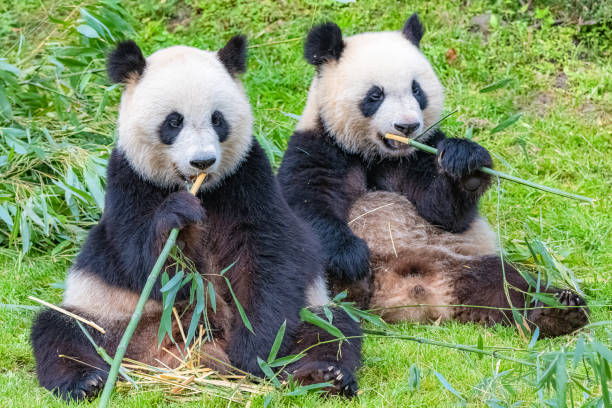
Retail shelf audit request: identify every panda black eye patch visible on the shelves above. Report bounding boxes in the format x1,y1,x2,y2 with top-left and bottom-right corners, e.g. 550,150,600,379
359,86,385,117
159,112,184,145
412,80,428,110
211,110,230,142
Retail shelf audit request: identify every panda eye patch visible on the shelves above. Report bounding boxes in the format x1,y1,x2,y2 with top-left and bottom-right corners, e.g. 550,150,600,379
159,112,184,145
211,110,230,143
359,85,385,117
412,80,428,110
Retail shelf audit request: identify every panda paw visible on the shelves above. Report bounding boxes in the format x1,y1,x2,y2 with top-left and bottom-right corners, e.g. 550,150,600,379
155,191,205,235
291,362,358,397
56,370,107,402
327,234,370,282
436,138,493,190
529,290,590,337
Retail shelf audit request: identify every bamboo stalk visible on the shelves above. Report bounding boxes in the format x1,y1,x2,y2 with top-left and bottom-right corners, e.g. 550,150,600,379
384,133,593,202
98,173,207,408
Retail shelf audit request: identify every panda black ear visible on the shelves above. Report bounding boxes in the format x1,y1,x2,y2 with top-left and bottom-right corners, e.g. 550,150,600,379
402,13,425,47
218,35,247,76
107,40,146,84
304,22,344,66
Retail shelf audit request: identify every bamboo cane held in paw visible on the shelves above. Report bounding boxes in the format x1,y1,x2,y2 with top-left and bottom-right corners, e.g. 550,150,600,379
384,134,593,203
98,172,207,408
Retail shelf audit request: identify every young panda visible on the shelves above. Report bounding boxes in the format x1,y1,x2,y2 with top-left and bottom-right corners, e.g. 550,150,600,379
277,14,589,337
30,37,361,401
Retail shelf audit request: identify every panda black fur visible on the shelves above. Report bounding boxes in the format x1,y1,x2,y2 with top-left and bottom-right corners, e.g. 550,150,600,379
31,37,361,401
278,14,589,337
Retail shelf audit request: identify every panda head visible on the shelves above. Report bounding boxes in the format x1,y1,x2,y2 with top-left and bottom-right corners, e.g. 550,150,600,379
107,36,252,190
300,13,444,160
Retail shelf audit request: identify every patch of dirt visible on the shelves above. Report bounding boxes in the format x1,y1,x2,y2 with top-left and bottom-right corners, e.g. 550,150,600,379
471,13,491,35
554,72,569,89
168,5,194,32
466,118,491,129
517,91,556,117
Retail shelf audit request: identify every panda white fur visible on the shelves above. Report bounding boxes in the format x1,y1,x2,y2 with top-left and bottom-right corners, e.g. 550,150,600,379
31,37,362,401
278,14,589,337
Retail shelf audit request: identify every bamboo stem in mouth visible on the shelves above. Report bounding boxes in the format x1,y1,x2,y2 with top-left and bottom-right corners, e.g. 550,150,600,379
384,133,593,203
99,173,206,408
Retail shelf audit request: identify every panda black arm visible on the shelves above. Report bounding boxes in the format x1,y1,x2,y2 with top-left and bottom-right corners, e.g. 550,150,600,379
372,130,493,232
74,149,204,297
277,130,370,282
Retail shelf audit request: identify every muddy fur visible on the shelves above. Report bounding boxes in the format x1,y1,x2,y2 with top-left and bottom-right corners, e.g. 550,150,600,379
339,191,589,337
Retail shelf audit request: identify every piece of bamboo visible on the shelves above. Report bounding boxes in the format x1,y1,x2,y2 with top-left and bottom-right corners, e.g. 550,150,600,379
384,133,593,202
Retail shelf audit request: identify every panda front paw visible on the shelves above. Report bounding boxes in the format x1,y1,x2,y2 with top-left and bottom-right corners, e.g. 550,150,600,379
155,191,205,236
436,138,493,191
327,234,370,282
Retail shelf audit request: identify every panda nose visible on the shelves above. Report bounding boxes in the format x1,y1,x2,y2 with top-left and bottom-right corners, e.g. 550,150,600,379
189,156,216,170
394,122,420,136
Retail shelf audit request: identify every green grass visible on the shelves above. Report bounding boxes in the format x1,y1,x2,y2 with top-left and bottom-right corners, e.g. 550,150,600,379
1,0,611,407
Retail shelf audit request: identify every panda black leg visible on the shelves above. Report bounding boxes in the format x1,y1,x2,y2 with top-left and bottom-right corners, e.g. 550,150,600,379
31,308,110,401
286,307,362,397
453,256,589,337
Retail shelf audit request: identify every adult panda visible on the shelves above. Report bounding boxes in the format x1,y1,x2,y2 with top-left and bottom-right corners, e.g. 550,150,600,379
278,14,589,337
30,37,361,401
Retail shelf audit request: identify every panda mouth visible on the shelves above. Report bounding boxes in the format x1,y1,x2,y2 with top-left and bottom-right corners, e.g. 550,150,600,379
173,164,212,185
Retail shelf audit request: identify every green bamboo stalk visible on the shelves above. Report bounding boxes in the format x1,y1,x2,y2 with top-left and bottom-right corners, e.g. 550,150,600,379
98,173,206,408
385,134,593,203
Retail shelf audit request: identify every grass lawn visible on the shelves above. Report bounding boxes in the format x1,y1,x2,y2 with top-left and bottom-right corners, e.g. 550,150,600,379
0,0,610,407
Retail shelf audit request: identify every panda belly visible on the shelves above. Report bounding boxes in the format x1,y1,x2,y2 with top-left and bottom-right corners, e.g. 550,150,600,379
345,190,497,323
60,267,231,370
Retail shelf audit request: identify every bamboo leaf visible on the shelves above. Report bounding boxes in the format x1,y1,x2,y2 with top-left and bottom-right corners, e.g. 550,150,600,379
257,357,281,387
479,78,513,93
572,336,585,369
20,213,31,254
207,280,216,313
408,364,420,391
0,85,12,119
591,340,612,363
434,371,465,403
555,352,567,408
224,276,254,334
299,308,343,338
332,291,347,302
160,271,184,294
76,24,100,39
267,320,286,364
528,326,540,349
490,113,522,134
323,306,333,324
268,353,305,367
285,382,331,396
220,260,238,276
185,274,205,348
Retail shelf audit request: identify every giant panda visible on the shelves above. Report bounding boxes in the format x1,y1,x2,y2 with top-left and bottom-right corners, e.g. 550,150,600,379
277,14,589,337
30,36,361,401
